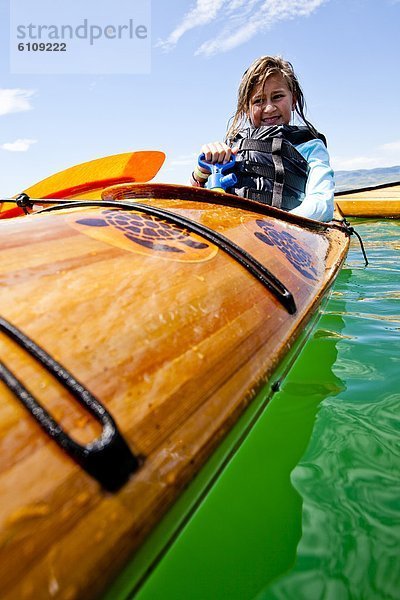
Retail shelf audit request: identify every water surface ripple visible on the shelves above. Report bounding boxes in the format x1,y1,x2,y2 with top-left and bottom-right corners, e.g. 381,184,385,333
261,220,400,600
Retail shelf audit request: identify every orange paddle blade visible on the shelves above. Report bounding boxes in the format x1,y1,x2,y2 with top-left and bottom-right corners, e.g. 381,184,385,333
0,150,165,218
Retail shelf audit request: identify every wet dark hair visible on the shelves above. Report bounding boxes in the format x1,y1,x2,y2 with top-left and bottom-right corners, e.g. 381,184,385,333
226,55,318,141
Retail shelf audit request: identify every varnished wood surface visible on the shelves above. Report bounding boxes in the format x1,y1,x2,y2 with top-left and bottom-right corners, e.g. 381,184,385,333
335,182,400,217
0,185,349,599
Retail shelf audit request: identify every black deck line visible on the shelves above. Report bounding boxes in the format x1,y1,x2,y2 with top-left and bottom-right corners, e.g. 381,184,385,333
1,186,329,232
35,199,297,314
0,316,139,491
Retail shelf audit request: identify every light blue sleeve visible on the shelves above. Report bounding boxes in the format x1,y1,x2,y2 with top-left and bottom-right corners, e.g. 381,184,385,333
290,139,334,222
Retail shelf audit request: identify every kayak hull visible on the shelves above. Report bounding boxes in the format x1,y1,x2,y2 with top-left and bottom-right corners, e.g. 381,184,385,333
0,184,349,599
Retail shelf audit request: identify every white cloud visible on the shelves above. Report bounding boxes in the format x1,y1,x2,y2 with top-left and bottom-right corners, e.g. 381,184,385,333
332,156,382,171
156,0,226,51
151,153,198,185
379,140,400,152
332,140,400,171
1,139,37,152
169,153,198,167
0,89,36,116
158,0,327,56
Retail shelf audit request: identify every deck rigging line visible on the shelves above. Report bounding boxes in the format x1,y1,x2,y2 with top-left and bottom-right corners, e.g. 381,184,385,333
25,197,297,314
0,316,139,491
331,217,369,266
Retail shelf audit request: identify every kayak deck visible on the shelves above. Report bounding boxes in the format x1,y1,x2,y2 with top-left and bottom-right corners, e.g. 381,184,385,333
0,185,349,599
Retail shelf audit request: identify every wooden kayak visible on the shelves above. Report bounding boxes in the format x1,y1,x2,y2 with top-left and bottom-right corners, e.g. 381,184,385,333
0,183,350,599
335,180,400,218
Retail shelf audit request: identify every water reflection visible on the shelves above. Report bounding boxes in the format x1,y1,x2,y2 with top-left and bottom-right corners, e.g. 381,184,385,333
134,278,349,600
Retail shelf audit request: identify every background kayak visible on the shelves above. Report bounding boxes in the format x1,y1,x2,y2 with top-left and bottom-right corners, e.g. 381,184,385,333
335,180,400,218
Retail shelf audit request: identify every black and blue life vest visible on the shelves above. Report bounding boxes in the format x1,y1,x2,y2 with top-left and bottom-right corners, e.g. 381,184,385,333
228,125,327,210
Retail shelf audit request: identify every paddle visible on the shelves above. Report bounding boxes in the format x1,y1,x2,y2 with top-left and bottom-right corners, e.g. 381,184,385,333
0,150,165,219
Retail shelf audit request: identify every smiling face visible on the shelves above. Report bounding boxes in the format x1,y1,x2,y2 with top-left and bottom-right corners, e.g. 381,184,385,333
248,73,295,128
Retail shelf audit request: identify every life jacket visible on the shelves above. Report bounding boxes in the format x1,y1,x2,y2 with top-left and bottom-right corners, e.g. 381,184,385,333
228,125,327,210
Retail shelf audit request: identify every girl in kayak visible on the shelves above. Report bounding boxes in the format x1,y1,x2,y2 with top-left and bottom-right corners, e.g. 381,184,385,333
191,55,334,222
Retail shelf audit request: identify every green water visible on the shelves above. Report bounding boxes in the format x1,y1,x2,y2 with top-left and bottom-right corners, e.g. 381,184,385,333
114,220,400,600
258,220,400,599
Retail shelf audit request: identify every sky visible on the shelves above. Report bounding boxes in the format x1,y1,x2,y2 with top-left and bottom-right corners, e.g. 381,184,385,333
1,0,400,197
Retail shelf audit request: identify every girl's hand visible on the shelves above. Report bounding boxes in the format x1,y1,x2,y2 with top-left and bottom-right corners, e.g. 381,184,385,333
200,142,238,165
191,141,238,187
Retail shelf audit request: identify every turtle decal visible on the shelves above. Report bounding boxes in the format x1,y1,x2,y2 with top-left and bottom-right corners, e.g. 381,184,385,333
69,209,218,263
254,219,318,281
